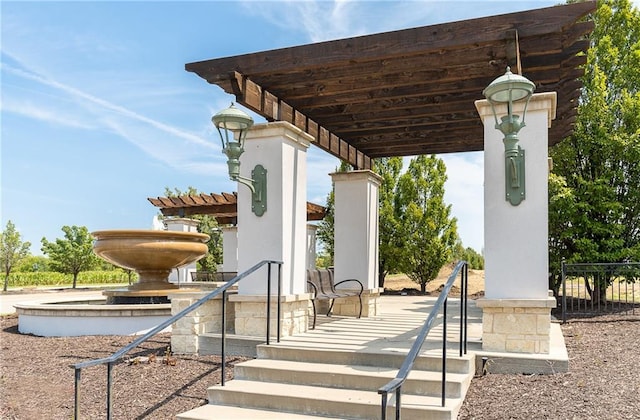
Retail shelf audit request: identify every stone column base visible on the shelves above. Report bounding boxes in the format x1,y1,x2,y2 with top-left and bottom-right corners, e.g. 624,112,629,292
332,288,384,317
230,293,312,337
169,291,235,354
476,296,556,354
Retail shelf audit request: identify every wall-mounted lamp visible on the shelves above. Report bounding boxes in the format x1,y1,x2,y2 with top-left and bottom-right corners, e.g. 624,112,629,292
212,103,267,216
483,67,535,206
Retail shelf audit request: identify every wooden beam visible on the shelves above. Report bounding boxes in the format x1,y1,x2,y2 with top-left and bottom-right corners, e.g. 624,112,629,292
227,72,372,169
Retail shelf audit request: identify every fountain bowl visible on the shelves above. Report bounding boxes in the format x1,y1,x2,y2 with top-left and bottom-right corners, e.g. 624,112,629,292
92,230,209,302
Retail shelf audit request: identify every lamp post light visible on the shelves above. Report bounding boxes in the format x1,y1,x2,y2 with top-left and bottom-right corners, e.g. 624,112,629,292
212,103,267,216
483,67,535,206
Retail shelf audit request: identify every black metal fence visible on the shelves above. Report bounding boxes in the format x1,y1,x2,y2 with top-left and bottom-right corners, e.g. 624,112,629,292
560,262,640,322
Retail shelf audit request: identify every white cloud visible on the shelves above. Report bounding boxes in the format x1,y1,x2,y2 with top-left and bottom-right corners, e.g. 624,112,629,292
1,57,218,172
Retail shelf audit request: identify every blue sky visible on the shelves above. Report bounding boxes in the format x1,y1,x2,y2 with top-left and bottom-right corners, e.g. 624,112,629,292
1,0,594,255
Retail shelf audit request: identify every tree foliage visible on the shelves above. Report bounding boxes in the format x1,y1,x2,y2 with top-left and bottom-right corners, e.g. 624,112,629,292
549,0,640,299
15,255,50,273
453,242,484,270
374,157,405,287
41,225,99,289
1,220,32,291
163,187,222,272
395,155,458,293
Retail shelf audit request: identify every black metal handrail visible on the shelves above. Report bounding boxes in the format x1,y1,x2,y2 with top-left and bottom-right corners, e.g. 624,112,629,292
72,259,283,419
377,261,468,419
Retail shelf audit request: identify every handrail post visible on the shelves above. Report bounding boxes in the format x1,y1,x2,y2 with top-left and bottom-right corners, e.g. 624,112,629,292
74,368,81,420
561,260,567,324
459,265,464,357
222,290,227,386
380,392,386,420
464,263,468,354
442,297,447,407
277,263,282,343
106,362,113,420
395,388,401,419
266,264,271,345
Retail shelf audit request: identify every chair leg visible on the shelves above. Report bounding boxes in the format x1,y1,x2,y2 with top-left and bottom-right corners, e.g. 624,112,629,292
327,299,335,317
310,299,317,329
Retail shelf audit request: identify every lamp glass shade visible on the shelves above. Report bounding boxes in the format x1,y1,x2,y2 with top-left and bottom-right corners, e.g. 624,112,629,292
483,67,535,103
212,103,254,132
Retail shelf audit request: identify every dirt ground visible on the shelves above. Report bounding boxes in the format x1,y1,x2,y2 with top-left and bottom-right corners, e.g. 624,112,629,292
383,264,485,297
2,269,639,419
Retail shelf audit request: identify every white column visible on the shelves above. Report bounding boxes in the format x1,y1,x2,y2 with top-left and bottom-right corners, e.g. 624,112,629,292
236,122,312,296
476,93,556,299
221,226,238,273
331,170,381,290
306,224,317,270
165,218,200,283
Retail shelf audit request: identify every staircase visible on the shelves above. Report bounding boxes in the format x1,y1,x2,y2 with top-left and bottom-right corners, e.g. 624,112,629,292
177,342,475,419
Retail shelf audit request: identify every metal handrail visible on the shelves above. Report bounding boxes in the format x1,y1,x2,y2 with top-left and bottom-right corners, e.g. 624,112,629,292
73,259,283,419
378,261,468,419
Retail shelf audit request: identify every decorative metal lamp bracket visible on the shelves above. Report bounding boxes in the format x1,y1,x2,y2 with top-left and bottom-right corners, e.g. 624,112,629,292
250,164,267,216
229,166,267,217
505,146,525,206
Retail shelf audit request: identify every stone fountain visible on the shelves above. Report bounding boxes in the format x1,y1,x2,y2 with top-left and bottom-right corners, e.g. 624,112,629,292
15,228,210,336
92,229,210,304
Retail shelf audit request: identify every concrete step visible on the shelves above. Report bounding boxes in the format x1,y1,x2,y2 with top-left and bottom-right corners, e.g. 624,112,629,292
177,404,338,419
198,333,266,358
257,343,474,374
205,380,462,420
234,358,469,397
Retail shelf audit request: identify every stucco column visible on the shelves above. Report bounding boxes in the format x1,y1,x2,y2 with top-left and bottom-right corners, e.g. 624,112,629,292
221,226,237,273
165,218,199,283
331,170,383,317
306,224,317,270
231,122,312,337
475,92,557,354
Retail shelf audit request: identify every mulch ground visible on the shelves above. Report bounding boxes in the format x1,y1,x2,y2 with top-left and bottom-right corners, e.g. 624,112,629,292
460,309,640,419
2,309,639,419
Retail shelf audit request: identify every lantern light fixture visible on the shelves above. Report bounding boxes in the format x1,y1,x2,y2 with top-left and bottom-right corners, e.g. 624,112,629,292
483,67,535,206
212,103,267,216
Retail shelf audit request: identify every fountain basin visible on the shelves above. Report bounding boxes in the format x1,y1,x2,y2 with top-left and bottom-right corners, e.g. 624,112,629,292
15,300,172,337
92,229,209,303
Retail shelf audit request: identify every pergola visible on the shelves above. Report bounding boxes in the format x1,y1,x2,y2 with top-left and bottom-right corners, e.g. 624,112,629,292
185,1,596,170
148,192,326,225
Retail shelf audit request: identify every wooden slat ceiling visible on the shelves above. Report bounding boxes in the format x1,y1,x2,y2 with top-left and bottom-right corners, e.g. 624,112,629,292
148,192,326,225
185,1,596,170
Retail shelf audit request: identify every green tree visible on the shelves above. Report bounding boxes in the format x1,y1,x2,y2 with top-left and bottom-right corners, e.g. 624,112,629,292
396,155,458,293
15,255,49,272
549,0,640,301
41,225,99,288
163,187,222,272
1,220,32,291
453,243,484,270
374,157,405,287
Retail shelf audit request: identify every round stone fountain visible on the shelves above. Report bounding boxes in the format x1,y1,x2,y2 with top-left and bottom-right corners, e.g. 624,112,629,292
15,229,210,336
92,229,210,304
